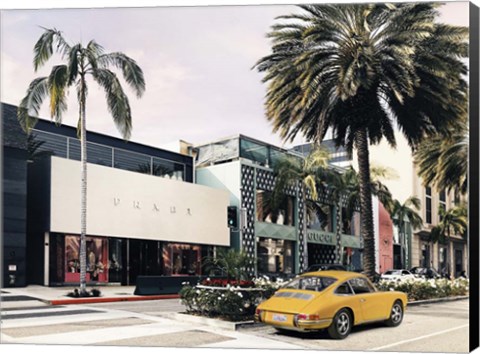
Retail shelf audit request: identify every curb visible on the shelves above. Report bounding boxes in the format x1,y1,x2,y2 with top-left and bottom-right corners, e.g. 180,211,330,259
407,295,469,306
47,294,180,306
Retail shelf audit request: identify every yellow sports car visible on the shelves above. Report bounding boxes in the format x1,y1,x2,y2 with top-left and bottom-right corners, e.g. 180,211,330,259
255,270,407,339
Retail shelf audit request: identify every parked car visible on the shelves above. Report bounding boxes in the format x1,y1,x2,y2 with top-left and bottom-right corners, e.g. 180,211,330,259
380,269,415,282
255,270,407,339
306,264,347,272
409,267,441,279
354,269,381,283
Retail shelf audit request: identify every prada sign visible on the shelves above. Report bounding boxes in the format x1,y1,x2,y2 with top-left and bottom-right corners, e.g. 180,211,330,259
49,157,230,246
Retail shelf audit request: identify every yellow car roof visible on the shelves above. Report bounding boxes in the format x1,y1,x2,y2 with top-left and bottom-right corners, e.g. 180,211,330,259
301,270,364,281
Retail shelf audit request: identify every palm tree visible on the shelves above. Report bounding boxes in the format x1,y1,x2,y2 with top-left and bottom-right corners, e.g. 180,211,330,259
271,146,330,272
203,248,254,281
414,118,468,195
17,28,145,293
320,166,394,265
388,197,423,269
254,3,468,279
430,205,467,278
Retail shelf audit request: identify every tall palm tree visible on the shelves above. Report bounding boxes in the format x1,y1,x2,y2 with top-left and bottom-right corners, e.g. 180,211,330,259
388,197,423,268
271,146,330,271
414,118,468,195
17,28,145,293
254,3,468,279
430,205,467,278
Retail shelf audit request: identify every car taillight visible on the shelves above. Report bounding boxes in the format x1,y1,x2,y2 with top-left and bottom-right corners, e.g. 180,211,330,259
255,308,264,322
294,313,320,326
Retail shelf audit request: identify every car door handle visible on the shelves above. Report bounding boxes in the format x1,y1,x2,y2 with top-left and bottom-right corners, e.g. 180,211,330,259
360,298,366,302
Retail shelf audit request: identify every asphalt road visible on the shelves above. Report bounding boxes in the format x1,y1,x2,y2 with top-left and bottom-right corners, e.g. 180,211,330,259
239,299,470,352
90,298,470,352
2,298,469,352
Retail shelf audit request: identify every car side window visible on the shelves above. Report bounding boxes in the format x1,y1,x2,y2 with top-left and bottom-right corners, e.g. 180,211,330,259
349,277,375,294
335,282,353,295
402,271,410,276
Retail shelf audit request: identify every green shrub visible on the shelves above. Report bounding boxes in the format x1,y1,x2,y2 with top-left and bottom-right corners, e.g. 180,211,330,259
179,276,286,321
376,278,469,301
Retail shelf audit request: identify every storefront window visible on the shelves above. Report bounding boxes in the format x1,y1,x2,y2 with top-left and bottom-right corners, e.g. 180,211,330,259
163,243,202,276
257,238,294,274
256,190,295,226
307,204,333,232
108,238,124,283
65,235,109,283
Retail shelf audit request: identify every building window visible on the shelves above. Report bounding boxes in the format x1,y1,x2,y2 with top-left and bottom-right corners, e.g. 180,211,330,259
439,189,446,221
256,190,295,226
307,204,333,232
163,243,202,276
425,187,432,224
257,238,294,274
65,235,109,283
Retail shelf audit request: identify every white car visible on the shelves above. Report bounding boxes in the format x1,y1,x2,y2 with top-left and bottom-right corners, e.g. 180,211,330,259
381,269,415,282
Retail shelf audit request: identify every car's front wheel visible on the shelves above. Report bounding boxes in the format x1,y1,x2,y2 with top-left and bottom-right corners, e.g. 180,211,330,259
385,300,404,327
328,309,352,339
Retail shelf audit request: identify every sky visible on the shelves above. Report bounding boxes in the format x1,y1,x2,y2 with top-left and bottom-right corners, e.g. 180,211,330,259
0,0,471,153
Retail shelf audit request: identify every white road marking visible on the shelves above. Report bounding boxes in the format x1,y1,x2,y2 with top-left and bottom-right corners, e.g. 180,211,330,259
369,324,469,351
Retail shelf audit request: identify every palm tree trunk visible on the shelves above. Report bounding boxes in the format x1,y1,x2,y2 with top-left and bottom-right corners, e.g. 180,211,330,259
448,233,453,279
301,186,309,272
335,203,342,264
354,128,375,280
79,77,88,294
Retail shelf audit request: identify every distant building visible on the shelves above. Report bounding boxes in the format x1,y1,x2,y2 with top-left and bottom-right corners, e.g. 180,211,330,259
352,134,468,276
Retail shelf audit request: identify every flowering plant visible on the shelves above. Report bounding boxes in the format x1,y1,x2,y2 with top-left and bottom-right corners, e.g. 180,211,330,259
180,275,287,321
376,277,469,301
200,278,255,288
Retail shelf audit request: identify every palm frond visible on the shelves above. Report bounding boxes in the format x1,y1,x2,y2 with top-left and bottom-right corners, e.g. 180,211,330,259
98,52,146,98
92,68,132,139
17,77,48,132
47,65,69,123
33,27,71,71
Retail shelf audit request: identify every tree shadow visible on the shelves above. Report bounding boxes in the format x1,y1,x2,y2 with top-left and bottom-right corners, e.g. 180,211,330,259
273,322,387,340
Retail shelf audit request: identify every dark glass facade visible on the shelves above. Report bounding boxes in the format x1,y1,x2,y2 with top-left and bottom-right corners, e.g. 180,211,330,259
31,129,188,181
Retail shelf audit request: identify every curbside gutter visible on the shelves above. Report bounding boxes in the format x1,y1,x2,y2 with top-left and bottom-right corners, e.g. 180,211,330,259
407,295,469,306
46,294,180,306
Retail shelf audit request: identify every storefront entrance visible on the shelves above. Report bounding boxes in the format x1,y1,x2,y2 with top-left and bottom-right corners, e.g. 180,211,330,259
127,240,163,285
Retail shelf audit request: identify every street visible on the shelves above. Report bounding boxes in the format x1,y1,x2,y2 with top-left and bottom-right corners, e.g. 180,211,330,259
241,300,470,352
1,297,469,352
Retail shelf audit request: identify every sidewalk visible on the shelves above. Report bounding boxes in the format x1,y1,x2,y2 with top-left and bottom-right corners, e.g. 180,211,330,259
2,285,469,307
1,285,180,306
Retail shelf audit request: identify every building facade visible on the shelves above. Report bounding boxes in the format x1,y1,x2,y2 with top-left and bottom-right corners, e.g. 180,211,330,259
355,132,468,277
195,135,363,277
1,103,230,287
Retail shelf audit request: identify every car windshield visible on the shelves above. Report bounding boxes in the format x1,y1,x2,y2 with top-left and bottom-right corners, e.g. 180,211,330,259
283,276,337,292
385,270,402,275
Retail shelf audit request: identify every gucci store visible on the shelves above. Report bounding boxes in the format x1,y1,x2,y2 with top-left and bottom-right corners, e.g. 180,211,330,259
30,156,230,286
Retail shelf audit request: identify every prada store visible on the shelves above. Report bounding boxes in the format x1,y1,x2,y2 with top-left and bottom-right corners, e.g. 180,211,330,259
31,157,230,286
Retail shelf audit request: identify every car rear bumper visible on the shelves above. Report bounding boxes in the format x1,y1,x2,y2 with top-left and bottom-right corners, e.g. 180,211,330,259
255,312,332,330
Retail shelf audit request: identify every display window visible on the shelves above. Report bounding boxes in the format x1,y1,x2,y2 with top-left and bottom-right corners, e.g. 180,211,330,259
257,238,294,274
163,243,202,276
65,235,109,283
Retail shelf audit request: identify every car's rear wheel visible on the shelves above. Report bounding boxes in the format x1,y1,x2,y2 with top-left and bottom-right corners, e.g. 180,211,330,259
385,300,404,327
328,309,352,339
